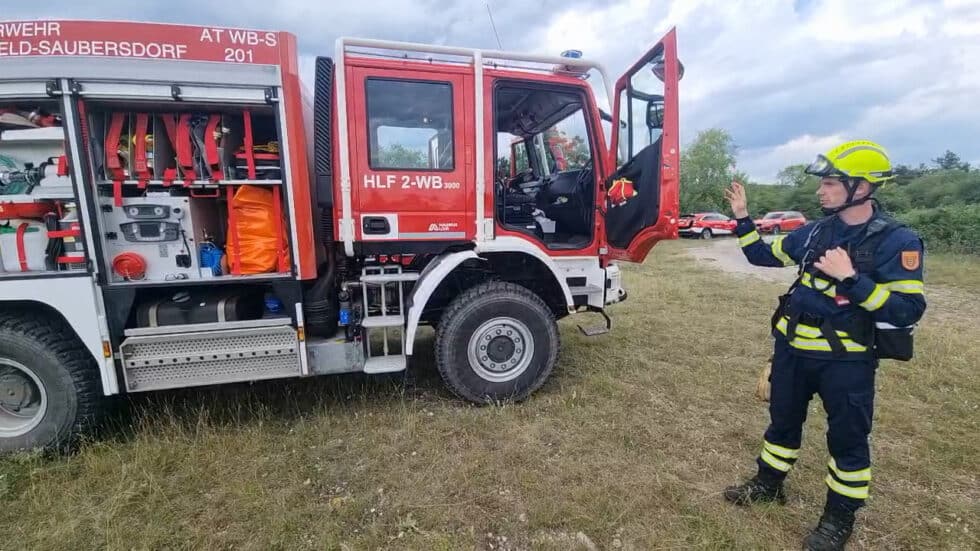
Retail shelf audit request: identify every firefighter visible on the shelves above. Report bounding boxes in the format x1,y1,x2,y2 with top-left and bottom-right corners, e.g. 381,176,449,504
721,140,926,550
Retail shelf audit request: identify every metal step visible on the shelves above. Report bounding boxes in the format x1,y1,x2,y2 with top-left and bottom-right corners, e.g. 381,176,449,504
568,284,603,296
579,324,610,336
360,272,420,283
119,325,301,392
578,308,612,337
360,314,405,328
363,355,407,374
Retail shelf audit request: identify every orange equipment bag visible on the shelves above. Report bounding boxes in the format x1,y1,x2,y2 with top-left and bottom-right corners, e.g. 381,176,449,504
228,185,287,274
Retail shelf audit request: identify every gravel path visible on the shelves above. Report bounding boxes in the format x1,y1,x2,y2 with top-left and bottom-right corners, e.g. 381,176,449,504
684,237,797,285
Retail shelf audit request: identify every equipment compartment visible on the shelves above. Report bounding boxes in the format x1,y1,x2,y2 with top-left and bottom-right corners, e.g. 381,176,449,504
0,100,86,276
100,193,223,283
83,102,292,285
85,105,283,187
226,110,282,181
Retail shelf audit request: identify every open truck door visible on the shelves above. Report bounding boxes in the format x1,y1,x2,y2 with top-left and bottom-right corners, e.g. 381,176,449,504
603,28,681,262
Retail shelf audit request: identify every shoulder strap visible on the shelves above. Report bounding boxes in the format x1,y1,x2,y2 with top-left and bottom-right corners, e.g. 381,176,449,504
849,215,905,274
796,216,835,277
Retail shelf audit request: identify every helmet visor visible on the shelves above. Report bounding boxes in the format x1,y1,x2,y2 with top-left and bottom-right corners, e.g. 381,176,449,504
804,154,844,178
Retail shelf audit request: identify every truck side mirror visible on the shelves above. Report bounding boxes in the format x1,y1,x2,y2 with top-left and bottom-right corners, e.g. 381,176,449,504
651,58,685,82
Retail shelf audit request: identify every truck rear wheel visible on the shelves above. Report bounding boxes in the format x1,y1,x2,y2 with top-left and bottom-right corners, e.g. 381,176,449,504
0,313,103,454
435,281,559,403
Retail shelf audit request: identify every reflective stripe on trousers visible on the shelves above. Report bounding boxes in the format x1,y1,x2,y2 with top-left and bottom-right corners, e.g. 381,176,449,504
755,341,876,510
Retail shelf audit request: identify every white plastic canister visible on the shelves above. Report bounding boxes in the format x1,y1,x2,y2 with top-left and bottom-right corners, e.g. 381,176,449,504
0,221,49,272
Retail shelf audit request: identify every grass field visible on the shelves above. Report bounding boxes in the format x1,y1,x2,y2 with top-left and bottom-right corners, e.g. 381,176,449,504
924,252,980,294
1,240,977,550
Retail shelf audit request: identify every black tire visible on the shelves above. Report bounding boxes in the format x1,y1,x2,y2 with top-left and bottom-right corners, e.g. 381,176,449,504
435,281,559,404
772,225,781,235
0,312,103,454
701,228,713,239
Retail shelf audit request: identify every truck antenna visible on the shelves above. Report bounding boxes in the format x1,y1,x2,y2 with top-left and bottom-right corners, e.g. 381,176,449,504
485,1,503,49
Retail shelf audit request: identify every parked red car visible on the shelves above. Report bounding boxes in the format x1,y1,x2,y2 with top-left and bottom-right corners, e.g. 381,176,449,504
678,212,736,239
754,211,808,234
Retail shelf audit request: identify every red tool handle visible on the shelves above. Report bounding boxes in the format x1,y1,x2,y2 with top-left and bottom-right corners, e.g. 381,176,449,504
161,114,176,143
104,113,126,179
243,110,256,180
162,168,178,187
133,113,151,185
15,222,29,272
46,229,81,238
113,179,123,208
56,155,69,177
57,255,86,265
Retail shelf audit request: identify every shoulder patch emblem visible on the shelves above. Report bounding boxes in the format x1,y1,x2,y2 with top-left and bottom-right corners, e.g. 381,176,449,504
901,250,921,271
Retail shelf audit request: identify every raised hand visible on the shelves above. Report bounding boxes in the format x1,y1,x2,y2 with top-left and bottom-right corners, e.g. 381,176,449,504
724,181,749,219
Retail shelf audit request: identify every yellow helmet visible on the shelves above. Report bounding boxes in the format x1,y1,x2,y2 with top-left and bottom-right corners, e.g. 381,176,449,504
804,140,894,184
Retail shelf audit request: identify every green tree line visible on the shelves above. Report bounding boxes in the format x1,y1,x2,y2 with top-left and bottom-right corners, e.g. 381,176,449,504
680,129,980,254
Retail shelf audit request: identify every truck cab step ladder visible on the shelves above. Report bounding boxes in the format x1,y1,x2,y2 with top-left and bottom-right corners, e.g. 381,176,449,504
358,264,418,374
360,315,405,328
363,356,408,374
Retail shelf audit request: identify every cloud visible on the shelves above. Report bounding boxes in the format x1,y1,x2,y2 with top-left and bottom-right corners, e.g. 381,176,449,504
640,0,979,180
2,0,976,181
739,133,845,180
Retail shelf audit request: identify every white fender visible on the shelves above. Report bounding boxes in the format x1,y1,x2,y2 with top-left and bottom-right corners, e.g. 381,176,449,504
404,250,480,355
474,236,575,306
404,239,576,356
0,277,117,394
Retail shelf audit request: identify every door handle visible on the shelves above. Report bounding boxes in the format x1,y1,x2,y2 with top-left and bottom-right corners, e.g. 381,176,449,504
362,217,391,235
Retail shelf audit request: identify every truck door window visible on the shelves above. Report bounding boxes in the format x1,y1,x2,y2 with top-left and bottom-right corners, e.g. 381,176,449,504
365,79,454,170
618,51,666,163
493,83,597,250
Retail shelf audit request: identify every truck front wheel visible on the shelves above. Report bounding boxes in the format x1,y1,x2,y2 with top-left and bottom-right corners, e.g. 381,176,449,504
435,282,559,403
0,313,103,454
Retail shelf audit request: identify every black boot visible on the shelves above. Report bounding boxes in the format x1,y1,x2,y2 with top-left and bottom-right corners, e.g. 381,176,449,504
723,475,786,505
803,508,855,550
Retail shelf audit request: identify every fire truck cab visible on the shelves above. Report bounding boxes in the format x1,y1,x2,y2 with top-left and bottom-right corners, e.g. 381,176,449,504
0,20,680,453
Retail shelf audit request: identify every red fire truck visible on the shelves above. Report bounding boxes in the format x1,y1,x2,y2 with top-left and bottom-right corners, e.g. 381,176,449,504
0,20,681,452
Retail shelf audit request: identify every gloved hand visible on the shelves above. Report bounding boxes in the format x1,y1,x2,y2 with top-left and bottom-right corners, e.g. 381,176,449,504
755,362,772,402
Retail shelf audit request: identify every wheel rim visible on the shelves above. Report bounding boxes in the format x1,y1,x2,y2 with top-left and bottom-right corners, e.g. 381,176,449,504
0,359,47,438
702,230,712,239
467,317,535,383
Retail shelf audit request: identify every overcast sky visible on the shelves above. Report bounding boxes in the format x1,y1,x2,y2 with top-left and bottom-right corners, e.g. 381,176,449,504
5,0,978,181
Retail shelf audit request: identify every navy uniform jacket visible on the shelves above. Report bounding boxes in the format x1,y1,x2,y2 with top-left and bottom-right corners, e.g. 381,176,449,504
734,211,926,360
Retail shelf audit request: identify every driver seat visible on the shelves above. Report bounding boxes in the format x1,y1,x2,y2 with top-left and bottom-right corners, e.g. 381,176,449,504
539,168,591,236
